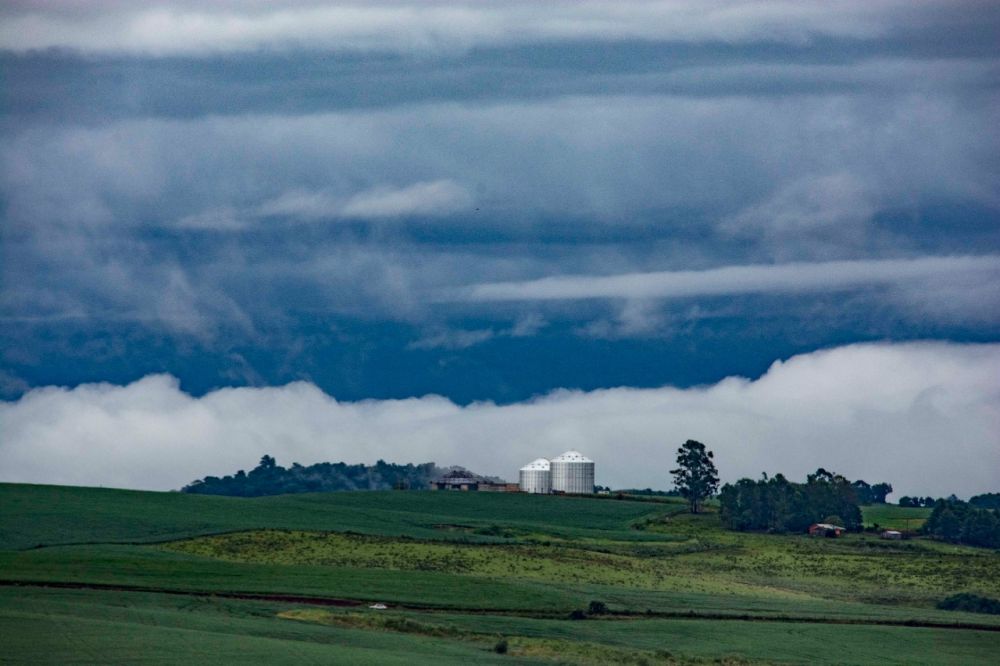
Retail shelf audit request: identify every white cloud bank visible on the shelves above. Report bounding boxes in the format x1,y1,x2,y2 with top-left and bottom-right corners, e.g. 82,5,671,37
452,255,1000,303
0,0,947,56
2,342,998,497
177,180,472,229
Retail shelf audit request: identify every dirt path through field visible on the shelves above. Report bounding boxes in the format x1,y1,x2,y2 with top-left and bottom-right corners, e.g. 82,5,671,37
4,579,999,632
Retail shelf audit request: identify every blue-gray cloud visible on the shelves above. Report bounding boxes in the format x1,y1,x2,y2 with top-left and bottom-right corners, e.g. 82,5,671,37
8,1,995,56
1,0,999,406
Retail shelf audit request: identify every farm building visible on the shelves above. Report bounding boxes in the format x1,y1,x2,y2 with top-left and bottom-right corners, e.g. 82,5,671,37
808,523,846,537
881,530,903,540
431,470,481,491
517,450,596,494
431,470,518,492
480,482,520,493
519,458,552,494
550,450,595,494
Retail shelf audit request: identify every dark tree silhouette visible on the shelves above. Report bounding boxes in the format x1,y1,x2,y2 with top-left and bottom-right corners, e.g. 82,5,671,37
924,499,1000,548
182,456,442,496
670,440,719,514
718,468,864,533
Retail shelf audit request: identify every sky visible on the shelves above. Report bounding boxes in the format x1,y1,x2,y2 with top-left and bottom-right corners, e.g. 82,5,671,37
1,1,998,496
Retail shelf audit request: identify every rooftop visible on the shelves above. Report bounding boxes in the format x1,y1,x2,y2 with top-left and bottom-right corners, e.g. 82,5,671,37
551,450,593,463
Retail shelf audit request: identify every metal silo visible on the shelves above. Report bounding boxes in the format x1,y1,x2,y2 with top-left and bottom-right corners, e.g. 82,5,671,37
550,450,594,494
519,458,551,494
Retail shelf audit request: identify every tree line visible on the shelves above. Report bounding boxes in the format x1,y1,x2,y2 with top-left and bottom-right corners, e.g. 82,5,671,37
717,469,865,532
969,493,1000,510
924,499,1000,548
669,439,999,547
669,441,891,533
182,455,443,496
897,495,938,508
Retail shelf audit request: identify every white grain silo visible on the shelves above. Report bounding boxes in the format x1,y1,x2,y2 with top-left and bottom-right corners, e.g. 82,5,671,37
550,450,595,494
519,458,551,494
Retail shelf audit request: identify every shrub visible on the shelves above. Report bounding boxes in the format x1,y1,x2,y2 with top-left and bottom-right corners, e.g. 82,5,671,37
493,637,508,654
588,600,609,615
568,609,587,620
937,593,1000,615
474,524,513,538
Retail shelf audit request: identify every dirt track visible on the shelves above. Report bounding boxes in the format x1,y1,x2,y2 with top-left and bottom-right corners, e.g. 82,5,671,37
3,579,999,632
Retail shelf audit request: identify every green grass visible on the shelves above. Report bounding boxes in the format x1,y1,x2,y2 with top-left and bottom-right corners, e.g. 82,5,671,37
5,544,997,629
3,586,997,666
159,525,1000,607
3,483,1000,664
861,504,932,531
0,586,539,665
0,483,665,550
286,607,1000,665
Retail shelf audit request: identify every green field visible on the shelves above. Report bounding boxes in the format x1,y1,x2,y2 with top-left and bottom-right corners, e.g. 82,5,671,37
860,503,933,531
2,484,998,664
0,483,665,550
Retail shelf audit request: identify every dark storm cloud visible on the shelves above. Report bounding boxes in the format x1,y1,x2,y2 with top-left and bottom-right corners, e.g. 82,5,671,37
3,89,998,337
1,0,999,413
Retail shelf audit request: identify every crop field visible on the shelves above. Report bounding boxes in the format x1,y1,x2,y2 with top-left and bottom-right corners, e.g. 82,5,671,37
2,484,999,664
860,503,933,531
162,522,1000,604
0,483,665,550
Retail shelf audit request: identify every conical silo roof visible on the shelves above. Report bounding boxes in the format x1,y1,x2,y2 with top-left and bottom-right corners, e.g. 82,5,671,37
520,458,551,471
551,450,593,463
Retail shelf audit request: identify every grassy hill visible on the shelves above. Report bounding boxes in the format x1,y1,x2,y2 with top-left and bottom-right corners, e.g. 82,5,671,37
2,484,998,664
0,483,665,550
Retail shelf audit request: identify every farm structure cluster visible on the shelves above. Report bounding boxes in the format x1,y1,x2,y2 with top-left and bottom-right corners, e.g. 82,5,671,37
430,450,596,494
519,450,595,495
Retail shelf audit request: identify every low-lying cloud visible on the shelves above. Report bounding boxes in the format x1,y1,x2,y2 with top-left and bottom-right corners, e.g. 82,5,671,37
452,255,1000,303
0,1,969,56
2,342,997,497
177,180,472,229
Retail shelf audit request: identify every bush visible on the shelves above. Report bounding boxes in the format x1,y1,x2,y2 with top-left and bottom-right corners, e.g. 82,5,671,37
475,524,513,538
587,600,609,615
936,593,1000,615
568,609,587,620
493,637,508,654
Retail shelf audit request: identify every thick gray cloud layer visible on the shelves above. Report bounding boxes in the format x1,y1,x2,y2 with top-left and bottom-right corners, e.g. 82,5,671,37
4,89,998,337
2,342,998,497
2,0,999,417
4,1,988,55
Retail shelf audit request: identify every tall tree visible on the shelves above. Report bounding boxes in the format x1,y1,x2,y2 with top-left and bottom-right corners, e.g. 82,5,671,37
870,482,893,504
933,508,962,543
671,440,720,514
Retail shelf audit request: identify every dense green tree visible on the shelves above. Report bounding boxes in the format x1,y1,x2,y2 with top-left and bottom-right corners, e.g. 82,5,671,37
719,468,863,533
183,456,443,496
670,440,719,514
924,499,1000,548
870,482,893,503
933,508,962,543
970,493,1000,510
852,480,870,503
961,511,998,548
